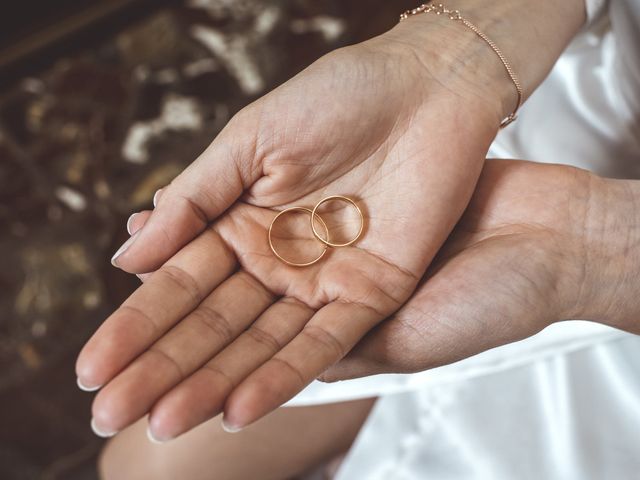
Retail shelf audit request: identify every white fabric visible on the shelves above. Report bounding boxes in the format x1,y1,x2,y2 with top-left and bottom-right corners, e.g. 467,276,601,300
586,0,608,21
289,1,640,478
336,334,640,480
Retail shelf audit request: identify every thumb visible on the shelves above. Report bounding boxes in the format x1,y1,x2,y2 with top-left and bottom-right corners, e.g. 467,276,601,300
319,317,425,382
112,116,261,273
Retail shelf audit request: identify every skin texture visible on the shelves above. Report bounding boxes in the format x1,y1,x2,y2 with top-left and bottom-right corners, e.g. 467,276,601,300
99,160,640,480
133,160,640,381
99,399,375,480
126,160,640,380
323,160,595,379
323,160,640,380
78,27,502,440
81,2,621,477
77,0,590,452
108,37,501,274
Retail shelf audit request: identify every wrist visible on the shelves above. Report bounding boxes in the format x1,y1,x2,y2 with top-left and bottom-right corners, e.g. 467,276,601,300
377,12,510,127
567,175,640,333
375,0,586,125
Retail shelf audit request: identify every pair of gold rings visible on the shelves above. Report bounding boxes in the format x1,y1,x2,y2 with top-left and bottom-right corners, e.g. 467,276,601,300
268,195,364,267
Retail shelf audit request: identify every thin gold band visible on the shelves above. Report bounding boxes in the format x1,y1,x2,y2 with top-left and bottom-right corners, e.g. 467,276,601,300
310,195,364,248
268,206,329,267
400,3,523,129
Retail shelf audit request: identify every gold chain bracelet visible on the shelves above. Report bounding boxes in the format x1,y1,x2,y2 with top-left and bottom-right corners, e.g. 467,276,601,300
400,3,523,129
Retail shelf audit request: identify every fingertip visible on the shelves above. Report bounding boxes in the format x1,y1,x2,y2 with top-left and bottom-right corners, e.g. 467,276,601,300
76,351,105,394
111,201,206,273
318,356,374,383
91,417,118,438
221,416,243,433
149,374,224,441
223,386,262,433
91,387,134,436
146,424,169,444
126,210,152,236
126,213,138,236
316,372,339,383
111,231,140,268
153,188,163,208
147,404,179,443
149,386,193,439
77,376,102,392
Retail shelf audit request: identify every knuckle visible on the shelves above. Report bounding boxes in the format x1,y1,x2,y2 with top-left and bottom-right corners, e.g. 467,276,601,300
178,194,210,226
279,297,315,317
148,346,186,380
235,271,274,303
202,227,237,266
203,364,235,390
157,265,202,304
245,326,282,352
118,304,160,337
301,325,346,359
191,305,235,344
270,357,306,388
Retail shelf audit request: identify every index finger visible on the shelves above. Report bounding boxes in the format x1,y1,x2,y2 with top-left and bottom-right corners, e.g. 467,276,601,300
76,228,237,390
112,115,260,274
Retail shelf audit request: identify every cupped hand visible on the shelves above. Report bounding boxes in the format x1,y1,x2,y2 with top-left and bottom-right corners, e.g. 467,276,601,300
322,159,624,380
79,182,461,441
77,94,488,439
77,21,509,441
109,17,505,275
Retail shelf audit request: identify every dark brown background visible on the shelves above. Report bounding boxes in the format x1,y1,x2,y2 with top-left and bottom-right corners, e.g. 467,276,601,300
0,1,415,478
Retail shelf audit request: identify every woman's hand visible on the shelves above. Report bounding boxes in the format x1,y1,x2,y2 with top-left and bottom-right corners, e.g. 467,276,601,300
77,0,589,441
108,16,509,275
77,21,507,440
77,164,478,442
322,159,640,381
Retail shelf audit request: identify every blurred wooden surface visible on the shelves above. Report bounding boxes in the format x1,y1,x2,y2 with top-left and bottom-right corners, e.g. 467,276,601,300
0,1,415,478
0,0,174,88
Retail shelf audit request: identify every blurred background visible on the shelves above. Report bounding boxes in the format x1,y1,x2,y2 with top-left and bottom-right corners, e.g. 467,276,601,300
0,0,415,478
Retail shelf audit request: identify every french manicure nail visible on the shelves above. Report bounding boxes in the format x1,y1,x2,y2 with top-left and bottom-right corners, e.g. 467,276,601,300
111,231,140,267
153,188,163,208
126,213,138,235
77,377,102,392
146,425,168,444
91,418,117,438
221,417,243,433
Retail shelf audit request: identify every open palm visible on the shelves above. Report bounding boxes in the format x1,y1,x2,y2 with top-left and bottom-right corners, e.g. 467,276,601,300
108,29,502,276
77,29,504,441
77,143,480,441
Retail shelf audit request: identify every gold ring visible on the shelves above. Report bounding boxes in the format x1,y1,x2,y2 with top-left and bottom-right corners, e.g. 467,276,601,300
310,195,364,248
268,207,329,267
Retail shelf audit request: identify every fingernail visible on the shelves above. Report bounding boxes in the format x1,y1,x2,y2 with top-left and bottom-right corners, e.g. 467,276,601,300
91,418,117,438
221,417,243,433
146,425,169,444
111,231,140,267
126,213,138,235
153,188,163,208
77,377,101,392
